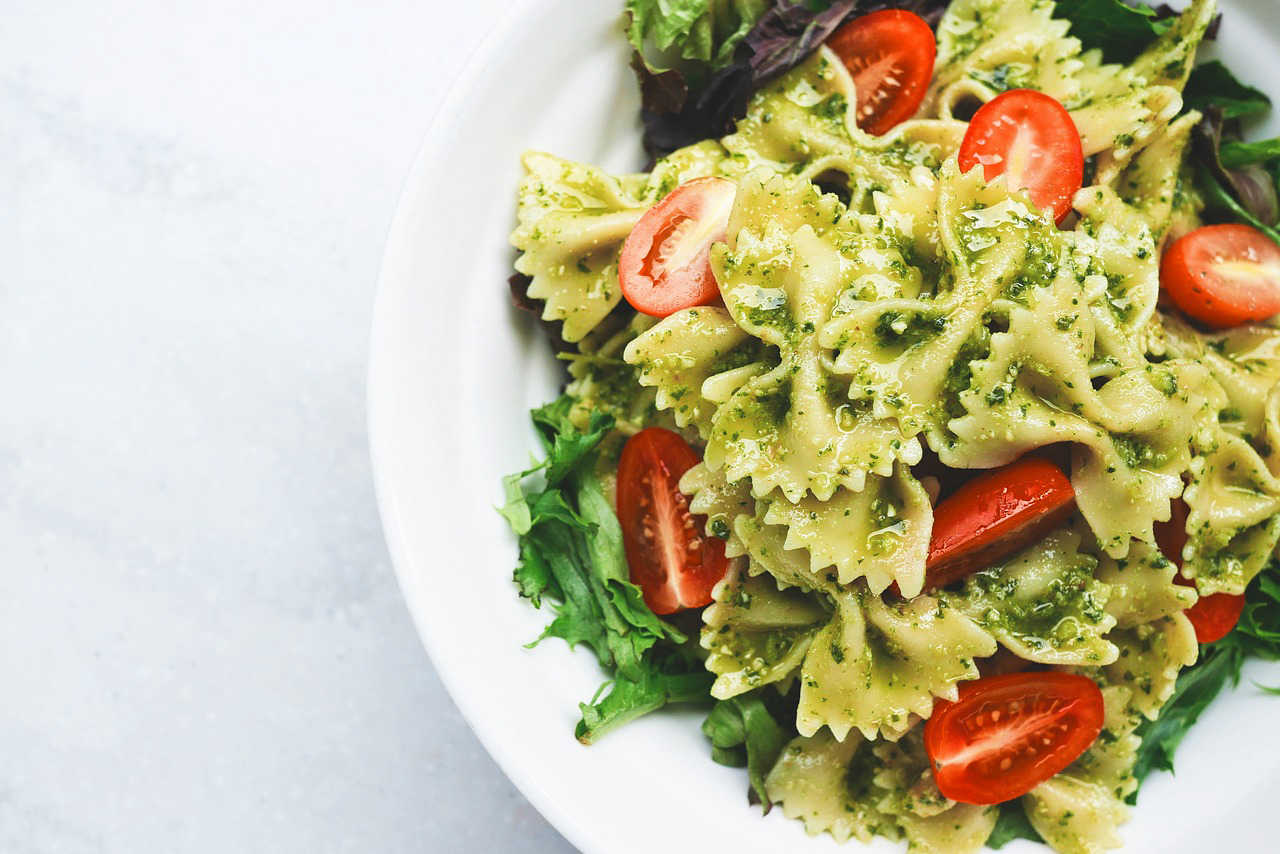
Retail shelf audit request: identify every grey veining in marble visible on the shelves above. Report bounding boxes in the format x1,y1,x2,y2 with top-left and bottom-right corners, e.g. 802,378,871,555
2,1,575,851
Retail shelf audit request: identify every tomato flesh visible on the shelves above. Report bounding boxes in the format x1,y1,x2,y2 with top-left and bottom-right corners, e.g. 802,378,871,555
1154,498,1246,644
1160,224,1280,329
958,89,1084,224
924,672,1104,805
923,457,1076,591
615,428,729,614
619,177,736,318
826,10,936,136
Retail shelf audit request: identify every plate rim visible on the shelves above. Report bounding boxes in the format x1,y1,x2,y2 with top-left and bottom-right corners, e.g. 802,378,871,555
366,1,603,852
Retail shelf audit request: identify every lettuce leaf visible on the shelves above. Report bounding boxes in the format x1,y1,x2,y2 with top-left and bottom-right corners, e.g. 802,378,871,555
502,395,712,741
987,800,1045,849
1184,60,1270,119
1053,0,1174,65
627,0,768,72
702,690,796,811
504,397,685,684
1221,138,1280,169
576,645,714,743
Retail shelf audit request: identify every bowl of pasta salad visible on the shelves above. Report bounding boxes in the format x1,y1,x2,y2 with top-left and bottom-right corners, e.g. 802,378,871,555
370,0,1280,851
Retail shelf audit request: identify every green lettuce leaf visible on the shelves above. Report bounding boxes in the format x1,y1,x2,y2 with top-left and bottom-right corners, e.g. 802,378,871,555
506,397,685,681
576,645,715,743
1221,138,1280,169
503,395,701,740
987,800,1045,849
1054,0,1173,65
627,0,768,72
1184,60,1271,119
701,691,794,811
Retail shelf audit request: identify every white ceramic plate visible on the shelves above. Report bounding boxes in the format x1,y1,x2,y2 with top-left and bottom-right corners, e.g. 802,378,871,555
369,2,1280,851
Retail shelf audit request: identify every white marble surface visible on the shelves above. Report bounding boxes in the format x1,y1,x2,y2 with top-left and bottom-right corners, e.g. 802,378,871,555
2,1,575,851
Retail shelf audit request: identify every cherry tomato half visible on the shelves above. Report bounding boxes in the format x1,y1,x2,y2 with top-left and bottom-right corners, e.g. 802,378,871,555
958,89,1084,224
1160,224,1280,329
616,428,729,615
924,672,1104,805
826,9,937,136
619,177,736,318
924,457,1076,592
1154,498,1246,644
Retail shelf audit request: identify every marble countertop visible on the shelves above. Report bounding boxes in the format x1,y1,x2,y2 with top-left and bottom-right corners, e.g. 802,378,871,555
2,1,574,850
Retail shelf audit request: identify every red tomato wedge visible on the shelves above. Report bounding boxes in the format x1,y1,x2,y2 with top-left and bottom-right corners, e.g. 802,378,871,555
619,177,736,318
1154,498,1246,644
616,428,729,615
957,90,1084,224
1160,224,1280,329
1181,585,1246,644
826,10,936,136
923,457,1076,591
924,672,1105,805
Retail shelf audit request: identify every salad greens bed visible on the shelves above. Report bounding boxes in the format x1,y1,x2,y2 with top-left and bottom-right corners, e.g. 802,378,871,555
500,0,1280,841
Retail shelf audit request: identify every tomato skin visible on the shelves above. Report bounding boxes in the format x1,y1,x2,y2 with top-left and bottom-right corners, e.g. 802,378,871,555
619,177,736,318
1182,589,1246,644
923,457,1076,591
957,89,1084,224
826,10,936,136
1160,224,1280,329
615,428,729,615
924,672,1104,805
1154,498,1246,644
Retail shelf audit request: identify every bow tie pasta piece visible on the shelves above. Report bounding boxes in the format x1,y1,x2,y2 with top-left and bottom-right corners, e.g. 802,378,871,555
1078,113,1200,252
764,731,996,853
512,152,654,343
722,48,861,182
511,142,726,343
563,313,660,434
722,49,962,210
1096,539,1197,628
623,306,772,438
716,513,997,740
1184,432,1280,595
872,737,998,854
1073,85,1181,178
798,589,997,741
1071,0,1215,186
1102,614,1199,720
702,563,828,699
684,456,932,597
1190,325,1280,443
826,162,1064,441
946,529,1118,667
765,732,891,845
1149,318,1280,595
928,0,1085,113
705,171,924,501
760,466,933,597
949,309,1218,556
1070,191,1168,366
